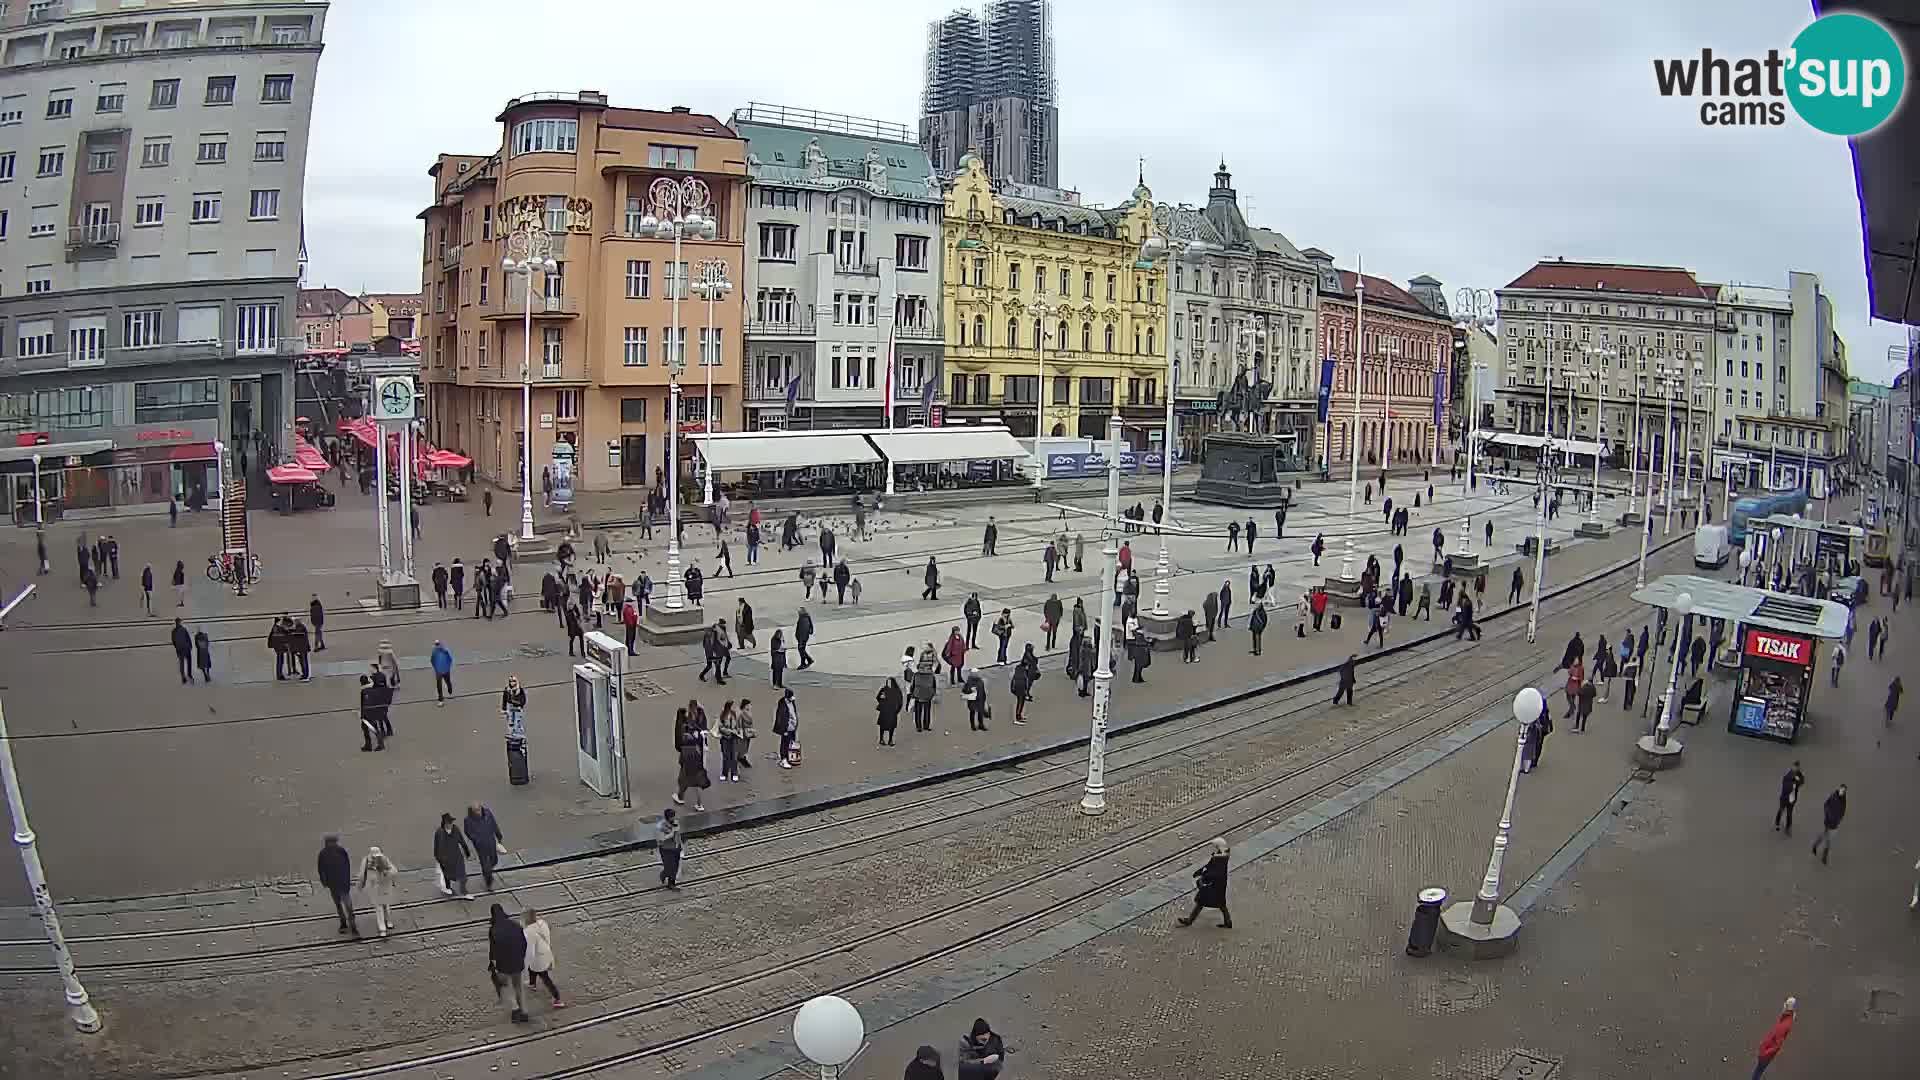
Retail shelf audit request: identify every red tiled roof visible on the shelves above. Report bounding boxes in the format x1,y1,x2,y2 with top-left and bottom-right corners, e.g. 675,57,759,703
1503,260,1711,300
1331,270,1445,320
297,287,356,319
602,107,739,139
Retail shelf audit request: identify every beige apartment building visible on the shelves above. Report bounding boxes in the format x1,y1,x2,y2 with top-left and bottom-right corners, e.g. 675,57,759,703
418,91,746,493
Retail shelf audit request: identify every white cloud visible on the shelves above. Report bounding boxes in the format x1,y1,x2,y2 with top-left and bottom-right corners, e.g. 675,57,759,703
303,0,1907,381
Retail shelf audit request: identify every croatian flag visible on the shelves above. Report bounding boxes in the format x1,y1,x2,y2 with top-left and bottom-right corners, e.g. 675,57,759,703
785,375,801,408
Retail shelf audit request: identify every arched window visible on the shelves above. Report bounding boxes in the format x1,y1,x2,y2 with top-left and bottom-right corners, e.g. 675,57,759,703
1058,320,1070,349
1104,325,1115,352
1033,319,1042,349
1209,361,1218,385
972,314,985,346
1081,323,1092,352
968,194,979,213
1146,328,1157,355
1007,319,1019,349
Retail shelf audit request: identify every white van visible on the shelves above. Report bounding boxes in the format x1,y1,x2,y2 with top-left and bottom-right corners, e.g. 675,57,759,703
1693,524,1730,569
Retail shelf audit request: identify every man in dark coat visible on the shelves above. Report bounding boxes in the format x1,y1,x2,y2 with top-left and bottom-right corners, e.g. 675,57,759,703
309,594,328,651
1128,628,1152,683
1689,635,1708,677
1248,603,1269,656
269,617,290,681
1175,838,1233,928
1218,580,1234,629
795,608,816,669
358,675,387,751
1201,590,1219,641
1042,593,1064,649
1811,785,1846,864
981,517,998,556
1176,610,1198,663
1773,760,1805,834
317,835,358,936
833,559,851,604
464,804,507,891
431,563,449,608
1076,634,1097,697
487,902,530,1023
1333,654,1357,706
171,618,195,684
288,619,312,681
450,558,466,609
963,593,982,647
1556,632,1586,673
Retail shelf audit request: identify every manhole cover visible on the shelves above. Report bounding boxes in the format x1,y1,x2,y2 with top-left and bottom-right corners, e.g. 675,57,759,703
518,644,555,659
624,674,668,698
1496,1052,1559,1079
1865,987,1904,1019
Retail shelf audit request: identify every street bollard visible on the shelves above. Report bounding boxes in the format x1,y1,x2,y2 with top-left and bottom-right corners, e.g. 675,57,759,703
1405,887,1448,957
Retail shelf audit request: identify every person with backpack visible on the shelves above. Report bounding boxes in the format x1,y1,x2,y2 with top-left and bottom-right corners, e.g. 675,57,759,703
486,903,530,1023
773,689,800,767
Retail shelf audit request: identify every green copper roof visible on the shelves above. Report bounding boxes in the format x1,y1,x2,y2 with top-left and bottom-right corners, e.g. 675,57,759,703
736,120,940,203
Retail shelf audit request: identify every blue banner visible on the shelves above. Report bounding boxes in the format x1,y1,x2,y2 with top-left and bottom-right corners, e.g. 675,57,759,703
1045,448,1183,479
1432,363,1446,431
1316,356,1337,423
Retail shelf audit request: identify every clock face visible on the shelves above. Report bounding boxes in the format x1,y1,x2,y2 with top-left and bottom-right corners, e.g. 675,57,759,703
380,380,411,416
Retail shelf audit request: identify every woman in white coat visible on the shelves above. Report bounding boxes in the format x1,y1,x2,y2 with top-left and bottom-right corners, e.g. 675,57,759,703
522,908,564,1008
359,846,399,937
375,639,402,688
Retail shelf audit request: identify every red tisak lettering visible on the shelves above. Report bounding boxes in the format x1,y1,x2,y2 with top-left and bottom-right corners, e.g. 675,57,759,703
1744,630,1810,665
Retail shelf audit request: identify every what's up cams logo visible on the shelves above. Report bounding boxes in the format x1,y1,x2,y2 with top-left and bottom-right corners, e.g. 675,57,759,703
1653,12,1906,135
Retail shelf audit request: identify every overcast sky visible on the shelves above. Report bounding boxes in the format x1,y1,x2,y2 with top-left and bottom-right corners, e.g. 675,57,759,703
303,0,1907,383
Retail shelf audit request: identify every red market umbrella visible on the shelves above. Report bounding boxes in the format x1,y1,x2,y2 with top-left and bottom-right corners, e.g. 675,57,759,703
266,463,318,484
425,449,472,469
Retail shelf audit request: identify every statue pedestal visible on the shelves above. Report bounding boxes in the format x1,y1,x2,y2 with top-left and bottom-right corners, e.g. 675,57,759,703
1192,432,1299,509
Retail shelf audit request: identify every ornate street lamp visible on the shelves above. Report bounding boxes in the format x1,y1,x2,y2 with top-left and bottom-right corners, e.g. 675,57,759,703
691,258,733,506
501,223,558,543
640,176,716,613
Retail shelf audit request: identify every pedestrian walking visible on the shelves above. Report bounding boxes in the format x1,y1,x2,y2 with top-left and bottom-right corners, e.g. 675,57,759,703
1508,566,1524,604
1076,632,1097,697
1043,540,1057,583
317,835,359,937
1830,642,1847,687
519,908,565,1008
982,516,998,556
1811,785,1846,864
699,621,728,684
431,640,454,704
431,562,449,608
962,666,989,730
656,807,683,887
376,639,402,688
194,628,213,683
1227,519,1241,552
774,688,800,766
1750,997,1796,1078
1773,760,1804,833
923,556,941,601
1175,838,1233,928
795,607,815,669
770,629,787,688
434,812,472,898
1218,579,1234,628
912,647,938,731
451,557,466,609
288,619,312,681
674,724,710,810
1365,605,1388,648
1563,656,1585,719
171,618,195,684
1009,662,1033,725
1201,589,1219,641
1333,654,1357,706
463,804,508,891
1574,680,1596,733
1886,675,1903,727
875,679,902,746
359,846,398,937
1073,531,1085,573
486,903,531,1023
943,627,969,684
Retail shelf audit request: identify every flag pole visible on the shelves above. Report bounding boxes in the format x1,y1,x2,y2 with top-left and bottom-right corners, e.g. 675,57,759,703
883,317,897,499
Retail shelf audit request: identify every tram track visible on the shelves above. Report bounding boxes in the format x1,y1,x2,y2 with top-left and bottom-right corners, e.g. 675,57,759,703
0,536,1667,977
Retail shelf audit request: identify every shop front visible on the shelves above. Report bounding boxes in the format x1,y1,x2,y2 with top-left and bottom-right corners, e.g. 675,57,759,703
3,421,221,523
1730,627,1816,743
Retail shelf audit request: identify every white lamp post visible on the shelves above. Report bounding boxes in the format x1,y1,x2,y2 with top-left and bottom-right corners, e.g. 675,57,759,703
1441,684,1539,956
30,453,43,527
641,176,716,613
792,995,866,1080
1657,363,1678,535
1526,341,1555,644
1140,214,1212,619
1081,415,1125,816
0,682,101,1034
692,258,733,506
501,224,557,544
1652,591,1692,748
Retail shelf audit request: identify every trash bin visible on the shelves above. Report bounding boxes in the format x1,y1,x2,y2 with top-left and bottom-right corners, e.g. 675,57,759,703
1405,887,1448,957
506,736,530,785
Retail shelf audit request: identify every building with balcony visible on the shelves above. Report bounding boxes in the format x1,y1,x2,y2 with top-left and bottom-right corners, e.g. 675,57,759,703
1491,260,1716,483
417,92,747,492
0,0,323,520
1156,161,1319,464
1312,252,1451,468
730,103,943,432
1706,272,1847,495
939,153,1164,445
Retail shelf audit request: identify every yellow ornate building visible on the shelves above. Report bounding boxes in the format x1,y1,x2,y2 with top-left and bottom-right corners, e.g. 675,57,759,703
941,155,1166,445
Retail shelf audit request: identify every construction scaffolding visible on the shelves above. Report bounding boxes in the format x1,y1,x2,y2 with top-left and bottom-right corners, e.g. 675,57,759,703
919,1,1056,187
984,0,1055,186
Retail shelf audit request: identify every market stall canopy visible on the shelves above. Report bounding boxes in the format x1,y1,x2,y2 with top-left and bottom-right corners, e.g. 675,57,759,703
696,432,881,473
1631,574,1850,640
1476,431,1606,458
868,426,1027,465
291,435,330,472
425,449,472,469
341,418,379,448
266,463,318,484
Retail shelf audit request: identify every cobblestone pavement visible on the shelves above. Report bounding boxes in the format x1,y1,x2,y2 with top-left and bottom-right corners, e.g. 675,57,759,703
0,468,1685,903
0,542,1670,1079
611,577,1917,1080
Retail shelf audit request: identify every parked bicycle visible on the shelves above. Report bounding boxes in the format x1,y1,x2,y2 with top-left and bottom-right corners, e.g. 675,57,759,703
207,551,263,585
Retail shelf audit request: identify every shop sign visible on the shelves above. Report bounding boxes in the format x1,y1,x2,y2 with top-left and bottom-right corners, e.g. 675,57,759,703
100,420,220,448
1743,628,1812,666
1045,448,1182,478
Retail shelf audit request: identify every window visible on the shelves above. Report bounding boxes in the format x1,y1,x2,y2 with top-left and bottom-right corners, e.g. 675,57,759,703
87,147,116,173
18,321,55,358
140,137,171,167
756,188,802,210
663,326,687,366
1105,273,1117,301
621,398,647,423
477,266,490,303
1009,262,1022,292
0,208,7,238
1104,325,1115,352
134,196,163,226
270,24,309,45
1004,374,1039,404
36,148,63,176
204,76,236,105
190,193,221,222
622,326,648,366
758,223,796,261
543,261,566,303
543,195,567,234
481,204,492,240
699,327,723,367
178,305,220,344
124,309,163,348
135,379,219,421
1006,319,1019,349
67,318,104,364
0,95,21,125
476,332,488,370
1084,271,1093,298
625,197,643,235
555,389,579,420
0,152,12,181
1081,323,1091,351
254,132,285,162
197,136,228,163
46,91,73,119
1080,377,1115,405
260,75,294,104
896,234,928,271
248,189,279,219
511,118,577,155
664,260,687,299
146,81,180,113
647,144,696,170
972,314,986,346
235,302,278,353
97,84,126,113
26,265,53,295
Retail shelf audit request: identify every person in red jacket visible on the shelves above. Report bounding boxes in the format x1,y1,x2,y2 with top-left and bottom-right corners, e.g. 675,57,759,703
621,598,640,656
1309,587,1330,632
1751,996,1795,1078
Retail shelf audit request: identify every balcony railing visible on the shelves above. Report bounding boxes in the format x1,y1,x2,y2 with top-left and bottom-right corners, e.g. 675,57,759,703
67,222,120,249
480,293,580,320
894,321,941,341
744,316,816,338
0,336,306,375
833,260,880,277
439,245,461,271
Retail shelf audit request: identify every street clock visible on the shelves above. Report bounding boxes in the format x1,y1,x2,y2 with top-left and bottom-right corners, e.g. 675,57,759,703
373,375,416,421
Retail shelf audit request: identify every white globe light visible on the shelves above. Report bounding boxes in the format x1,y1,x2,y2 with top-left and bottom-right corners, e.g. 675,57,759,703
1512,686,1543,725
1675,590,1694,616
793,995,864,1066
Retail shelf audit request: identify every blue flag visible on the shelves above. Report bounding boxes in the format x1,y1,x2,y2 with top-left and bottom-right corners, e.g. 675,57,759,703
1316,355,1337,423
785,376,801,407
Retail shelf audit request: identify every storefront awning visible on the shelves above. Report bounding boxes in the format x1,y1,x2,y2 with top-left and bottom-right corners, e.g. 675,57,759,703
1632,574,1851,640
1476,431,1606,458
869,427,1027,465
0,439,114,463
695,433,880,473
